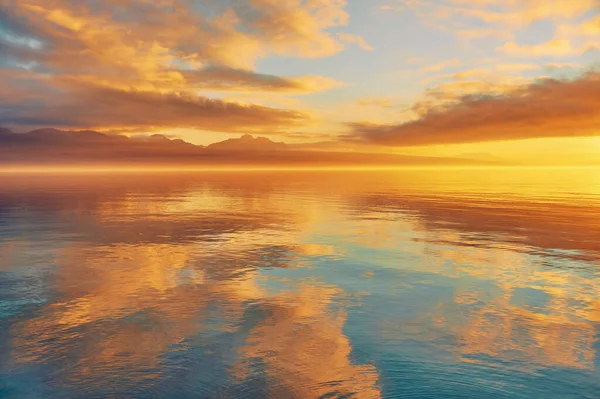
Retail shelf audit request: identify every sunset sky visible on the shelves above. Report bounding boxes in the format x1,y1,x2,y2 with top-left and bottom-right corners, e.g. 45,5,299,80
1,0,600,164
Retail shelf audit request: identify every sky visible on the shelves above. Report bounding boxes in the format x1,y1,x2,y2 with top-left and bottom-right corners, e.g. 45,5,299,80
1,0,600,164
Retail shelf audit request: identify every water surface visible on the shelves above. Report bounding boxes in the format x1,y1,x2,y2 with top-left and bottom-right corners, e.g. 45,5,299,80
1,168,599,398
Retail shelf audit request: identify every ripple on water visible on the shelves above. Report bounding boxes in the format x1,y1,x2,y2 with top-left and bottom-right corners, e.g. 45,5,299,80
1,170,599,399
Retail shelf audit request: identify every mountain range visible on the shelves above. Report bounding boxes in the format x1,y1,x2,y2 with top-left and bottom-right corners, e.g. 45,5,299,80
0,128,496,168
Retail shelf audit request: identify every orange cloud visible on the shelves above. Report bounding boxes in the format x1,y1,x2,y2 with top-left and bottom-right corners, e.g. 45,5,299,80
0,71,309,133
0,0,362,132
417,67,531,112
499,39,579,57
10,0,357,70
347,71,600,146
455,0,596,27
420,58,463,73
180,66,345,94
420,64,538,87
388,0,598,56
581,15,600,35
356,97,399,109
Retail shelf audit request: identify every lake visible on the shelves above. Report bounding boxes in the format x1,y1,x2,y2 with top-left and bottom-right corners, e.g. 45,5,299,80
1,168,599,398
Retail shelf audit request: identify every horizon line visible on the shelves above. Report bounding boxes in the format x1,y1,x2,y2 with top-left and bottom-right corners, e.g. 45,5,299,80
1,165,599,174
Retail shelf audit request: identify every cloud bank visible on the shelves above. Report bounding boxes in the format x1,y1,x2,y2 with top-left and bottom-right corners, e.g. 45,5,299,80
0,70,308,133
348,71,600,146
0,0,363,132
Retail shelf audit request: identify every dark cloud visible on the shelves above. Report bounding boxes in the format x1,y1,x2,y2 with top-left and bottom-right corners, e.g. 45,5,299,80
181,66,341,93
0,5,40,42
0,72,309,132
347,71,600,146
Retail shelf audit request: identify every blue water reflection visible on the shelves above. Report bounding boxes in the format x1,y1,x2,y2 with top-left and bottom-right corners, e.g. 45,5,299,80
1,169,599,398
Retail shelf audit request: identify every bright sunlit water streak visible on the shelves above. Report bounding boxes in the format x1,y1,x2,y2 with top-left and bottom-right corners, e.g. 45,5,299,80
1,168,599,399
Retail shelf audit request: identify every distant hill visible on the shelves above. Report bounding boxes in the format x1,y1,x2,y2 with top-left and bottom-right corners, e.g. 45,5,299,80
0,128,496,168
0,128,195,148
207,134,287,151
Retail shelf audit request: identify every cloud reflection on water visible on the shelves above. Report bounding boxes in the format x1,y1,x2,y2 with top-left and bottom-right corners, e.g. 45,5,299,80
1,169,599,398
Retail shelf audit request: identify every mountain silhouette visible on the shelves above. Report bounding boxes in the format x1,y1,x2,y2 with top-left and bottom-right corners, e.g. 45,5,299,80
0,128,494,167
207,134,287,151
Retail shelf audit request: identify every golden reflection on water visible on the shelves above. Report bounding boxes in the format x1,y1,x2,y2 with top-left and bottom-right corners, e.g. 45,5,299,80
234,284,381,398
1,168,599,398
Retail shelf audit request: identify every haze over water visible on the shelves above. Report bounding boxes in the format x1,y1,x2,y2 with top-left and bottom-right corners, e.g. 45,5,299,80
1,168,599,399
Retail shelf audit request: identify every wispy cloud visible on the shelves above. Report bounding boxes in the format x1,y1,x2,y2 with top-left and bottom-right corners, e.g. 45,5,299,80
337,33,374,51
180,67,345,94
383,0,599,57
499,39,581,57
356,98,399,109
420,58,463,73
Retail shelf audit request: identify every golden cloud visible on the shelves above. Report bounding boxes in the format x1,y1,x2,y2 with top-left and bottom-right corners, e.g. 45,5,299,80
357,97,399,109
0,0,365,132
386,0,599,58
581,15,600,35
499,39,579,57
180,66,345,94
9,0,360,70
420,58,463,73
347,70,600,146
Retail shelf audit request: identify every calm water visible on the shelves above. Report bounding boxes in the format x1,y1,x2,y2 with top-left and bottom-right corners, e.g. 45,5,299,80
1,168,599,399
